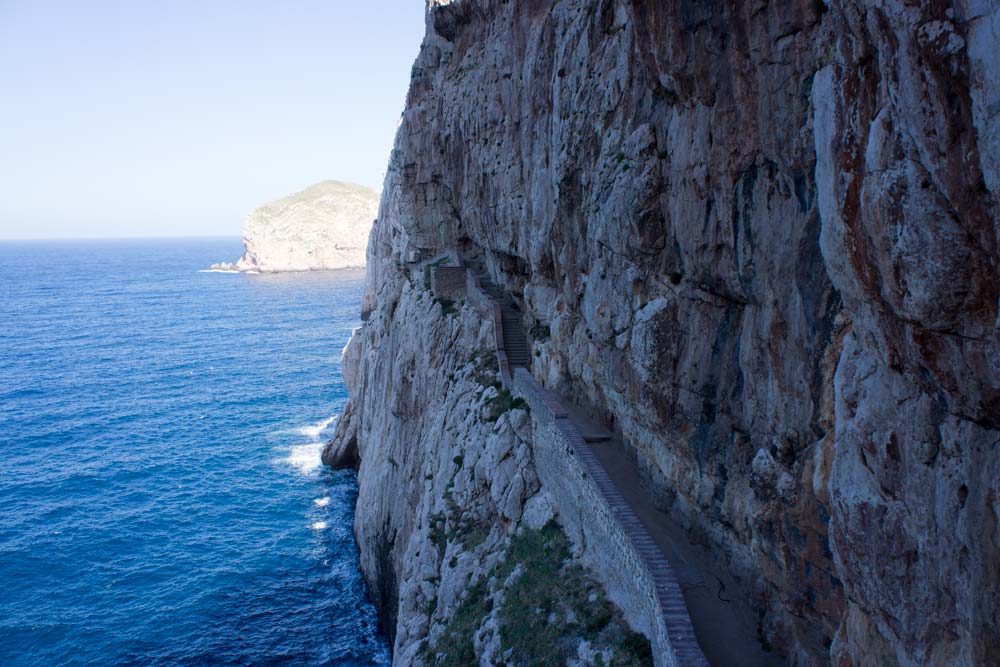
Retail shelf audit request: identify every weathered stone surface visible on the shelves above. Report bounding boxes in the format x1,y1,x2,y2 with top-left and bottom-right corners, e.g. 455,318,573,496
331,1,999,665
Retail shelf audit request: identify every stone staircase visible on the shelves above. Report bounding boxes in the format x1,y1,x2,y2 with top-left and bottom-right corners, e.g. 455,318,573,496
499,307,530,368
471,262,531,369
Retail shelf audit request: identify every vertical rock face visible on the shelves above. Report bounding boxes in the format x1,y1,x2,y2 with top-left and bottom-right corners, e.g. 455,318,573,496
326,241,655,665
331,1,999,665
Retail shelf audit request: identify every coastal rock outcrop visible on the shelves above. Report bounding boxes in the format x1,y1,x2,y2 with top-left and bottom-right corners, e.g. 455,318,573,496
325,247,655,665
212,180,378,272
329,1,999,665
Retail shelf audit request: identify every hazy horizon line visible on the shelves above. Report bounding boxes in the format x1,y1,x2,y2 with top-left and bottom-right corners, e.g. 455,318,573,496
0,234,245,242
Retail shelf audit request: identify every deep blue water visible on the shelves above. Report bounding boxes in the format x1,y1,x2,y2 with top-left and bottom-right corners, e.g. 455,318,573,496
0,239,389,667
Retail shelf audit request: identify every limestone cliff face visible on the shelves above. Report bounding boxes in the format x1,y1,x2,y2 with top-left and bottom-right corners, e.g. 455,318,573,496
325,234,654,664
331,1,999,665
214,180,378,272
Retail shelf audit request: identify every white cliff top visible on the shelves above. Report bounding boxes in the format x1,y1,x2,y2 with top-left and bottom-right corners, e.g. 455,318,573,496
212,180,379,272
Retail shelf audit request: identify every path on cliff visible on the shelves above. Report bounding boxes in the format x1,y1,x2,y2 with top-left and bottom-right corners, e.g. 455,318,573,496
563,404,783,667
472,261,531,368
466,259,782,666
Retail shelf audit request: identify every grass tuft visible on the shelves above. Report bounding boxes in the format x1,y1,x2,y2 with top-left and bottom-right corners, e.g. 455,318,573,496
423,520,653,666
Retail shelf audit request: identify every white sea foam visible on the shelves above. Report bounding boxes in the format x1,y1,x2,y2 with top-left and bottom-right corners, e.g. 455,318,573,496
197,268,241,274
313,497,331,507
310,521,328,531
285,442,324,475
295,415,337,440
275,415,337,475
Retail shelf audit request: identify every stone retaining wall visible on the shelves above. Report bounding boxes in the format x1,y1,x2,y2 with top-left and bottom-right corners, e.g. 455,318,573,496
513,369,708,667
430,266,468,302
457,259,707,666
461,263,512,382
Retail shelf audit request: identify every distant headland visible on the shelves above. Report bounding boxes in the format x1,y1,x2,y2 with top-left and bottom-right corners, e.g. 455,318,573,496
210,180,378,273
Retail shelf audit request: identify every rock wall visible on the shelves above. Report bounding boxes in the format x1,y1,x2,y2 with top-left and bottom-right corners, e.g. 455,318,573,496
332,1,999,665
325,246,657,664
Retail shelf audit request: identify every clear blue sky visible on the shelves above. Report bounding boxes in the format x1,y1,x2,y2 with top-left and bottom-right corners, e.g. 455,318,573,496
0,1,426,239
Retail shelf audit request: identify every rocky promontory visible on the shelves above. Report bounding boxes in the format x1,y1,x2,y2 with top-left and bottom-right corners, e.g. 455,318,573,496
327,1,999,665
211,180,378,272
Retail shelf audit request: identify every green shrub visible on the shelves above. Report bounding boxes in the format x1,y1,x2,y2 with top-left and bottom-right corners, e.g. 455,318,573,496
424,521,653,667
530,321,551,341
485,387,526,422
419,578,492,667
435,298,459,316
497,521,652,666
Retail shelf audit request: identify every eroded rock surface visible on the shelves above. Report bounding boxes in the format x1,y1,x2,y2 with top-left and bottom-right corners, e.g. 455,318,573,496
325,254,654,664
330,1,999,665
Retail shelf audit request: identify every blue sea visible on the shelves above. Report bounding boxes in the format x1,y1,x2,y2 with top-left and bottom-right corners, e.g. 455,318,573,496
0,239,390,666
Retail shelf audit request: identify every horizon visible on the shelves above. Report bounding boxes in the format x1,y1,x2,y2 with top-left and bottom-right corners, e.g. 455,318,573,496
0,1,424,241
0,234,245,242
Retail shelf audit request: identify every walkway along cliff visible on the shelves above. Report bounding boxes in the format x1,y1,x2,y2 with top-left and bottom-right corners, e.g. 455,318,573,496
324,1,1000,665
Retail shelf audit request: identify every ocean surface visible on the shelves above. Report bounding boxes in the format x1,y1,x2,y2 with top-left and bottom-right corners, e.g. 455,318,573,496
0,239,390,667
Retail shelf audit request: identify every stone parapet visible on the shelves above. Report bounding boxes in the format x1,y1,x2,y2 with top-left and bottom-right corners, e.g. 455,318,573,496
512,368,709,667
430,266,468,302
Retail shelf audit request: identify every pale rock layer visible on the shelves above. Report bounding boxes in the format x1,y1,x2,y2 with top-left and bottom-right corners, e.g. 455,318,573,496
213,180,378,272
